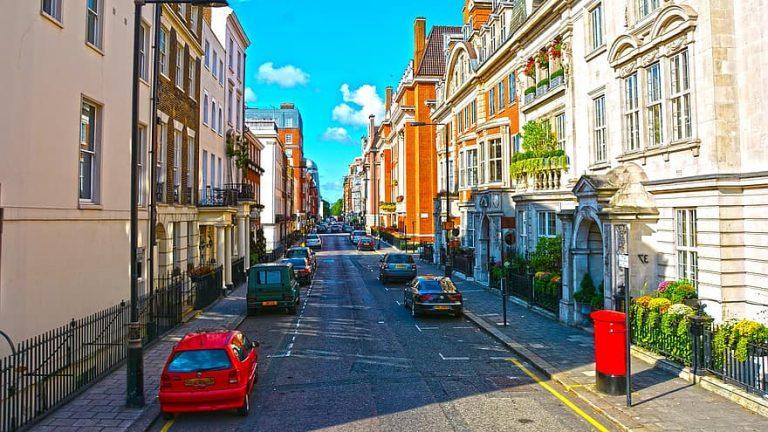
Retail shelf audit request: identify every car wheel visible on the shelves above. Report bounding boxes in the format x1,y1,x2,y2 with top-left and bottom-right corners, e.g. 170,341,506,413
161,411,174,420
454,309,463,318
237,394,250,417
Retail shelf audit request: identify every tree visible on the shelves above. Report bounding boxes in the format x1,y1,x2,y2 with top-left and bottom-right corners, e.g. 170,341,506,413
322,199,331,217
250,228,267,265
522,119,558,154
330,198,344,216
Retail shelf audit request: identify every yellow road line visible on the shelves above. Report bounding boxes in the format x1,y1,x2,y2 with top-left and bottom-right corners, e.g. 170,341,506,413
159,418,175,432
508,358,611,432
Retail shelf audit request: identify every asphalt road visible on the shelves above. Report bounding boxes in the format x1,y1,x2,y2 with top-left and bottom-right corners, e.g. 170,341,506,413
150,234,614,432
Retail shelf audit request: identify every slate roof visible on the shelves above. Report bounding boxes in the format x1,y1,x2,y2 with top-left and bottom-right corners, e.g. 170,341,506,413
416,25,463,77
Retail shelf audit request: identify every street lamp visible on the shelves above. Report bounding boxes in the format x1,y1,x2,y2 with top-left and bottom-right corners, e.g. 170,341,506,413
409,121,451,276
370,147,380,248
129,0,229,409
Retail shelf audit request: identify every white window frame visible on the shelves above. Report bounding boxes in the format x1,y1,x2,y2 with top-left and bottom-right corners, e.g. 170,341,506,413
41,0,62,23
589,3,604,52
85,0,103,49
537,211,557,238
212,51,218,77
174,130,183,202
138,23,149,80
188,56,197,99
670,49,693,142
211,99,217,131
204,40,210,69
286,134,293,145
79,99,100,203
286,118,294,128
178,4,187,20
175,43,185,89
138,125,147,206
465,214,475,248
489,88,496,115
498,81,505,110
518,210,528,251
187,133,195,202
646,62,664,147
218,59,224,84
624,73,641,152
159,27,169,77
203,92,209,125
157,121,167,201
488,138,503,183
554,113,566,150
637,0,660,20
467,148,478,187
593,95,607,163
509,73,516,104
675,208,698,287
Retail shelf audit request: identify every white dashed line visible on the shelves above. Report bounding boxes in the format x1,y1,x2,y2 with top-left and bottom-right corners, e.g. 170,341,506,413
439,352,470,361
415,324,438,332
395,300,401,306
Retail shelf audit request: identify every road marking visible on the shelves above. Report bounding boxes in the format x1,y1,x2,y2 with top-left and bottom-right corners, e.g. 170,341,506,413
395,300,401,306
451,326,475,329
415,324,438,332
507,358,610,432
490,356,513,361
160,419,175,432
439,352,470,361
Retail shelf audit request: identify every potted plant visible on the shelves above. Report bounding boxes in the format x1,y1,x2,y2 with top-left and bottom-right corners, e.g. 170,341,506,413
524,57,536,77
573,273,597,315
536,47,549,69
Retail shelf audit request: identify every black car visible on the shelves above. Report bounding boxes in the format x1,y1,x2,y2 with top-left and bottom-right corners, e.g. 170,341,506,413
403,276,463,318
330,224,342,233
280,258,313,286
379,253,417,283
317,224,328,234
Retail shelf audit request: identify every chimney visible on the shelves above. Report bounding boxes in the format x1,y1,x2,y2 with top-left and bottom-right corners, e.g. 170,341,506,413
414,18,427,72
280,102,295,109
385,86,393,113
368,114,376,139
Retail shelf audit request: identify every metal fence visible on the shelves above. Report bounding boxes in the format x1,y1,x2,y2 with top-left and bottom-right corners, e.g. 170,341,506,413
504,272,561,316
232,257,246,287
453,251,474,278
700,326,768,396
0,267,224,432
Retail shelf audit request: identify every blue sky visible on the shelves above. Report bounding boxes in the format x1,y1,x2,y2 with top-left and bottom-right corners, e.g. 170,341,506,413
230,0,464,202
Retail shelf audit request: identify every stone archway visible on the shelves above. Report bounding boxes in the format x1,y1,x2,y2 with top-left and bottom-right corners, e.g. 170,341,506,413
572,214,605,308
155,223,170,278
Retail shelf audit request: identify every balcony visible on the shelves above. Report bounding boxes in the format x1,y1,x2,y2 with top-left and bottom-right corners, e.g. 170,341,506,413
199,187,238,207
225,183,255,202
511,153,569,193
524,70,565,107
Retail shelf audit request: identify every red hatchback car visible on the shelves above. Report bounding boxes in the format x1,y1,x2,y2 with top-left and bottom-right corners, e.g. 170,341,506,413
159,330,259,418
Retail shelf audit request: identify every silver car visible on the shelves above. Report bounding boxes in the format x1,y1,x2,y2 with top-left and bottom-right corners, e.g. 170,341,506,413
306,234,322,250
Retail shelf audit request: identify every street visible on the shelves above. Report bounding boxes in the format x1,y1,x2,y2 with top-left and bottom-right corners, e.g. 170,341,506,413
151,234,613,432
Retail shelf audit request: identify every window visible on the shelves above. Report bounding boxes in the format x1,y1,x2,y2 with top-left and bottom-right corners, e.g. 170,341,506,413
80,100,99,201
498,82,505,109
178,4,186,20
286,134,293,144
237,51,242,81
173,222,181,269
174,131,182,202
236,95,241,129
286,118,294,128
489,88,496,115
471,100,477,124
467,148,478,186
85,0,102,48
202,150,208,194
41,0,62,22
210,153,216,189
624,73,641,151
204,40,210,69
509,73,516,103
190,7,198,33
159,27,168,76
138,24,149,80
555,113,566,149
188,56,197,98
459,151,466,188
187,135,195,202
512,134,522,154
448,158,455,192
228,38,234,69
676,209,698,287
203,93,209,125
670,49,692,141
255,270,283,284
518,210,528,251
479,143,486,184
537,211,557,238
175,44,184,89
637,0,660,19
646,63,663,147
227,88,233,124
465,215,475,248
138,125,147,206
218,157,222,187
211,100,217,131
488,139,503,183
167,349,231,373
212,51,218,77
218,59,224,83
218,107,223,135
187,222,195,266
157,121,167,201
589,4,604,51
593,95,607,163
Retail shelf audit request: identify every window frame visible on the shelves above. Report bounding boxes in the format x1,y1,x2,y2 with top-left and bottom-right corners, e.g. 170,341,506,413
188,55,197,100
498,81,505,110
41,0,62,24
537,211,557,238
646,62,664,148
138,125,147,206
593,95,607,163
487,138,503,184
138,23,150,81
554,113,566,150
589,3,604,52
79,99,101,203
508,73,516,104
187,133,195,203
157,121,168,202
670,49,693,142
488,88,496,115
175,43,185,90
159,27,169,77
85,0,103,49
675,208,698,288
203,92,209,125
623,72,641,152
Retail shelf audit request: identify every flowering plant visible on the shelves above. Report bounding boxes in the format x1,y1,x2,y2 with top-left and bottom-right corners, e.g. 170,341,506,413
550,275,561,284
536,47,549,68
657,280,673,293
549,35,563,59
667,303,694,316
634,295,653,308
648,298,672,313
534,271,551,280
524,58,536,77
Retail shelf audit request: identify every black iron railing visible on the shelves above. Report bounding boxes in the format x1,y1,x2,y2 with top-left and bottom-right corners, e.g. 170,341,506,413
419,243,434,262
199,187,238,207
225,183,255,201
699,326,768,396
453,250,474,278
0,268,224,432
232,257,246,287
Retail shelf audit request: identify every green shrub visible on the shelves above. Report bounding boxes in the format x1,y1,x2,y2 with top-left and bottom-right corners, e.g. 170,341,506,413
550,68,565,81
529,236,561,274
573,273,596,304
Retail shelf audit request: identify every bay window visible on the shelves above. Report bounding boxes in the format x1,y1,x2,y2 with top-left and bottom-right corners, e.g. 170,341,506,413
488,139,503,183
676,209,698,287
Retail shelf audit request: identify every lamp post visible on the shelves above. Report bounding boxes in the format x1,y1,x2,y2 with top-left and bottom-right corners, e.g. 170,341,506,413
409,121,451,276
370,147,380,247
129,0,228,408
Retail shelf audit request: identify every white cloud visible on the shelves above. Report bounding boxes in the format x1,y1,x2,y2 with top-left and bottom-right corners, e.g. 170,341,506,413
257,62,309,88
322,127,351,143
244,87,257,104
331,84,385,127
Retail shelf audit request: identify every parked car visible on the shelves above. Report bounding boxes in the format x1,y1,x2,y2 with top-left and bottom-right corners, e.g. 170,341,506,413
247,263,301,315
306,233,322,250
403,276,463,318
357,236,376,251
159,330,258,418
350,230,366,245
317,224,328,234
286,247,316,270
379,253,417,283
280,258,313,285
330,224,342,233
343,224,354,233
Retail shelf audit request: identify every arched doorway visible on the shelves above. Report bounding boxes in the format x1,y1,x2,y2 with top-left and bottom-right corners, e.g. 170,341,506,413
155,223,169,278
572,216,605,309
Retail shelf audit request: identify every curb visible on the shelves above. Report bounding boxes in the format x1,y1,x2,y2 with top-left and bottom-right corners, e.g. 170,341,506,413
462,309,644,431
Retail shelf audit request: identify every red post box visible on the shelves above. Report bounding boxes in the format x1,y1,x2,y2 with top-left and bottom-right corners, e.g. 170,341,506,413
591,310,627,395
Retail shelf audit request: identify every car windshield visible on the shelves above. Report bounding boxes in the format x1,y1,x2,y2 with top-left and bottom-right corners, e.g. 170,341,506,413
167,349,232,373
286,249,309,259
386,254,415,264
307,234,319,240
283,258,308,268
353,231,366,236
418,279,457,293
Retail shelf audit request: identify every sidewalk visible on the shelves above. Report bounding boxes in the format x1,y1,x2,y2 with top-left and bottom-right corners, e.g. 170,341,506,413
30,284,247,432
406,250,768,431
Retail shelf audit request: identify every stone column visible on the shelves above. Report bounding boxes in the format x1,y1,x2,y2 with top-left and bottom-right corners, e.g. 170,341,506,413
216,226,226,289
558,209,575,325
225,225,233,289
243,215,250,271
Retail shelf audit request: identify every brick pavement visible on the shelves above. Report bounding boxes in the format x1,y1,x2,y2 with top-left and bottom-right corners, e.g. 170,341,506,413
408,252,768,431
29,284,247,432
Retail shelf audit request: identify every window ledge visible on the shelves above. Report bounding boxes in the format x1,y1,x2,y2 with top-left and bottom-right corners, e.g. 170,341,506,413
521,84,566,113
617,139,701,164
85,42,104,56
589,162,611,171
79,202,103,210
40,11,64,29
585,44,607,62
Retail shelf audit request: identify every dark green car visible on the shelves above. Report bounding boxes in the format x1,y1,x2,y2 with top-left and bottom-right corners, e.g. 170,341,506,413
247,263,300,316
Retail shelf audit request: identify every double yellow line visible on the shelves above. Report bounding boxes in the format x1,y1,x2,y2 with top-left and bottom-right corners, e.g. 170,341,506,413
507,358,611,432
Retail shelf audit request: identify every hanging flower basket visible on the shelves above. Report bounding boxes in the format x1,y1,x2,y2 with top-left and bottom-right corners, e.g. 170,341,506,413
549,35,563,59
536,47,549,68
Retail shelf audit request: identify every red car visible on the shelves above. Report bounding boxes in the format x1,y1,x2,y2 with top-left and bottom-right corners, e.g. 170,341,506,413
357,236,376,251
159,330,259,418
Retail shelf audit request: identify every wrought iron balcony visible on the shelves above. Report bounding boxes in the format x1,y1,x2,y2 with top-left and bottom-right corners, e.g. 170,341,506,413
198,187,238,207
225,183,255,201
